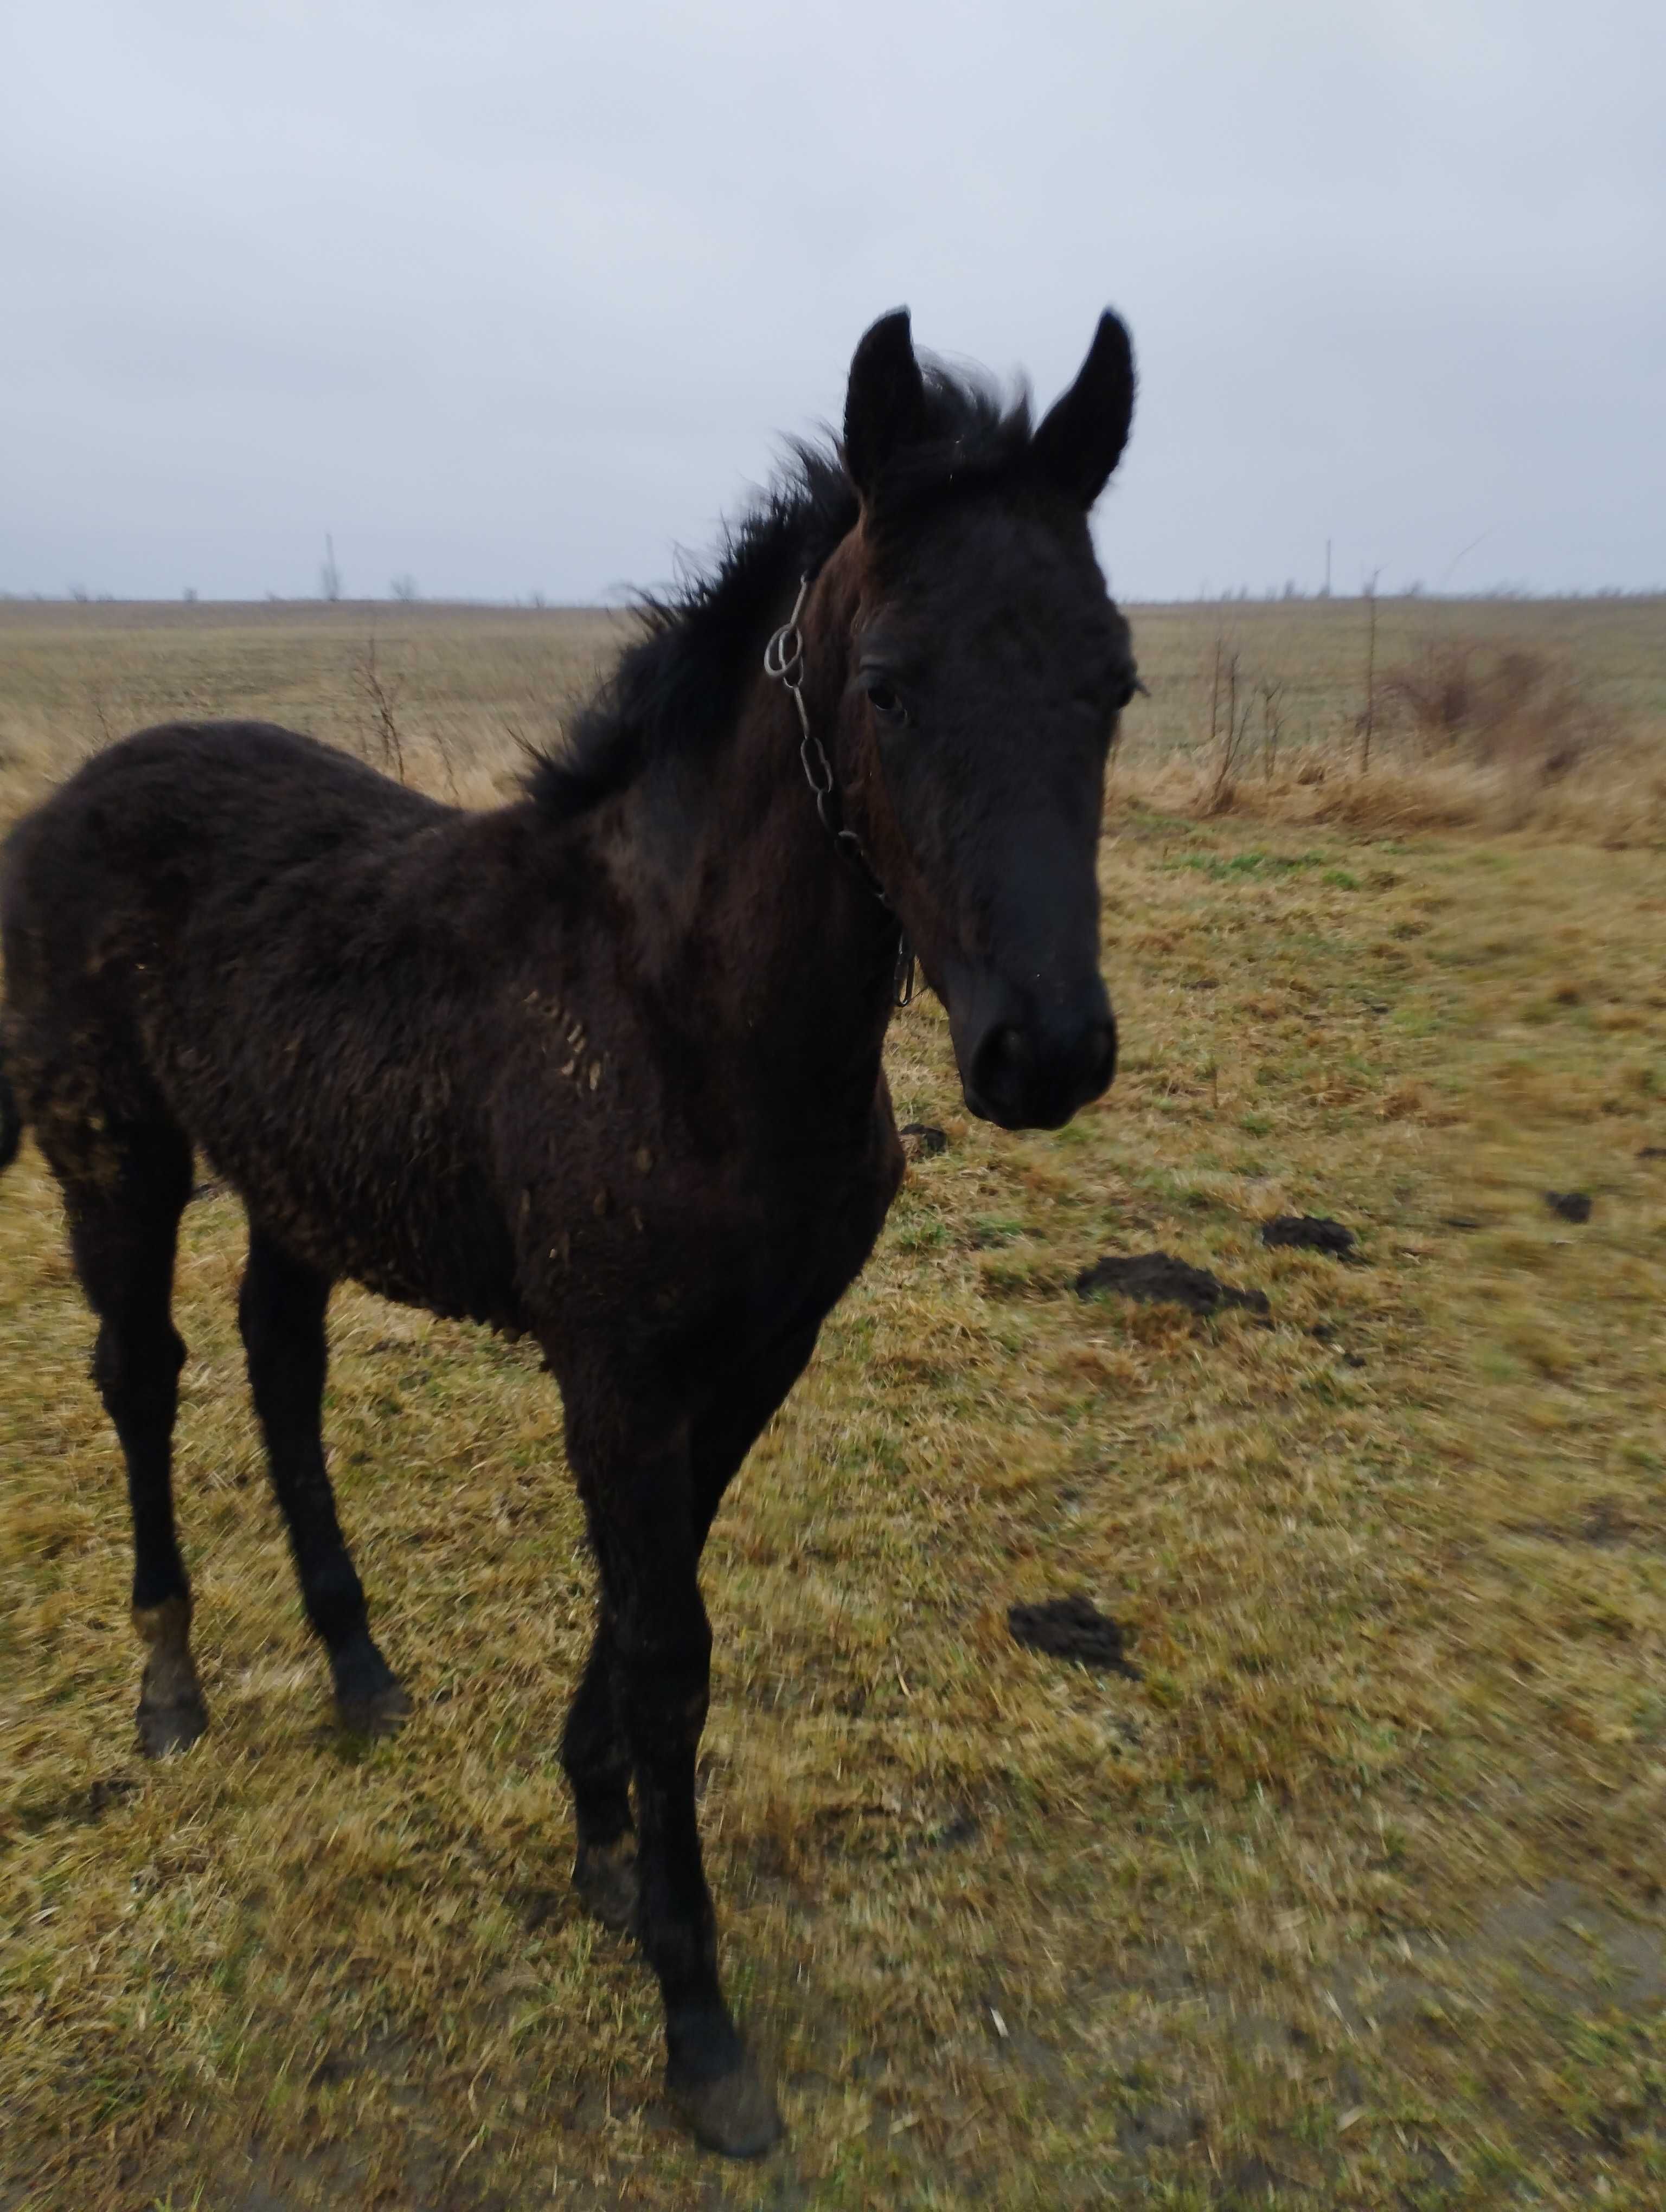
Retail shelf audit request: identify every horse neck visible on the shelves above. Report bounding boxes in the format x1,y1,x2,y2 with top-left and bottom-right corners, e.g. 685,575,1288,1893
605,569,899,1126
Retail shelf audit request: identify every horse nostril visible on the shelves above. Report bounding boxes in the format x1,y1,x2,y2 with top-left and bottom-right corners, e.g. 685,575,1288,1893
972,1024,1033,1106
965,1014,1114,1128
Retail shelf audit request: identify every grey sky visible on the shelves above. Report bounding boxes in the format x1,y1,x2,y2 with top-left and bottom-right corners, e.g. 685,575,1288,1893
3,0,1661,603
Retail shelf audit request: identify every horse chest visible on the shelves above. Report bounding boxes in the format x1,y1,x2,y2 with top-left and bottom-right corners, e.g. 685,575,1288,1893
512,1123,900,1343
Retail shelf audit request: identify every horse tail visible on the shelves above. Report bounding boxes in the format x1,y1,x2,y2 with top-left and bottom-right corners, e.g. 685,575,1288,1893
0,1043,20,1175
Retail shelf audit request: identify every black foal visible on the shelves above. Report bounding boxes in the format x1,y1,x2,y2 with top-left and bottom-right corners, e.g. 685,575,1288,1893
0,304,1139,2155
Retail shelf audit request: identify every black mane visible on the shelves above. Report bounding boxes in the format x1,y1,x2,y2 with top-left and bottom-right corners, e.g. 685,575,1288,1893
528,365,1034,821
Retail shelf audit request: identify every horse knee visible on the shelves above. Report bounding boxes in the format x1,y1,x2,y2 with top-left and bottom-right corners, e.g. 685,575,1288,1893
617,1622,713,1756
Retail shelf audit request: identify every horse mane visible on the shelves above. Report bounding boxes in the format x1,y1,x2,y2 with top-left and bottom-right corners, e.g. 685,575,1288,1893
527,364,1035,822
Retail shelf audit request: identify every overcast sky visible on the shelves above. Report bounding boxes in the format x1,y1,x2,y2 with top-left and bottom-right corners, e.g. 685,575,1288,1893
3,0,1661,604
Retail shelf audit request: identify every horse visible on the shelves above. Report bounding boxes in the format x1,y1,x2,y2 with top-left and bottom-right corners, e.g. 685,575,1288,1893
0,305,1139,2157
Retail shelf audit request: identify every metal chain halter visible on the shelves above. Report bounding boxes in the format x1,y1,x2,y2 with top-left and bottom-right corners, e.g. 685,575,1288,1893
764,574,917,1009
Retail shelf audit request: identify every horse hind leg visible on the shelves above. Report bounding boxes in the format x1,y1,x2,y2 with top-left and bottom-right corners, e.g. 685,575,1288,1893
238,1225,411,1735
55,1120,207,1756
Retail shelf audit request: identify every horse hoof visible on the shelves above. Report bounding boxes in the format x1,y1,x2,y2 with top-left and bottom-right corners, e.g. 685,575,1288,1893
667,2052,784,2159
573,1838,639,1932
137,1695,208,1758
332,1632,412,1737
336,1678,413,1737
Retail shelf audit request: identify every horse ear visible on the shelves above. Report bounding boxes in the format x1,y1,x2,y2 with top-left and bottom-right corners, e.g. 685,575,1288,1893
1033,311,1136,509
843,308,928,503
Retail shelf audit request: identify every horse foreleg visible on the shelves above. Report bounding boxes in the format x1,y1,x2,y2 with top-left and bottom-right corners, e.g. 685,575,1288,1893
561,1376,783,2160
562,1323,822,1946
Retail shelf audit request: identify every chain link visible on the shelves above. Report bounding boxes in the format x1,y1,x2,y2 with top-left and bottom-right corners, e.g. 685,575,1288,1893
764,575,916,1008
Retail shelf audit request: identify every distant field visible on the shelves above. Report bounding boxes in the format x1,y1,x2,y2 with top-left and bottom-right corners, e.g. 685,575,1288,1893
2,601,1664,2210
3,590,1663,825
0,599,627,820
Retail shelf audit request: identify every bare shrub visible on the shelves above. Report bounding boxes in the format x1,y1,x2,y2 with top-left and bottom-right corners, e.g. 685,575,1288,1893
1380,639,1618,784
1111,615,1662,843
1206,635,1256,812
1193,623,1300,813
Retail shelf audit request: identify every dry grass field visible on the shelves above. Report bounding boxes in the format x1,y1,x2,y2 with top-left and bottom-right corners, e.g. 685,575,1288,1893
2,596,1664,2210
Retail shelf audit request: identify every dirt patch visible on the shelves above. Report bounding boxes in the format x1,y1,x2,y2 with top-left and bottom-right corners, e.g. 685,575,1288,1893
1008,1594,1140,1678
8,1774,141,1836
1544,1189,1593,1221
1510,1495,1653,1549
1118,2100,1203,2156
1260,1214,1359,1258
1214,2150,1318,2205
1075,1250,1270,1319
1330,1879,1666,2031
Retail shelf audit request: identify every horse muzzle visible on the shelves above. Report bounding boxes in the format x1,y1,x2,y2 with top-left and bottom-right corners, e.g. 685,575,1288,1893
949,969,1117,1132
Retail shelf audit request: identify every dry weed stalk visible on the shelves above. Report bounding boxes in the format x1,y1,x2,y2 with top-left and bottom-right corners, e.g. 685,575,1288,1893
1357,573,1380,773
84,679,117,751
351,636,467,801
353,635,407,785
1206,634,1257,812
1259,677,1286,781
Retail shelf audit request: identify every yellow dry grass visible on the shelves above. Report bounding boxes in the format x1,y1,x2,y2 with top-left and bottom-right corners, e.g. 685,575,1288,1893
2,599,1664,2210
1113,594,1666,845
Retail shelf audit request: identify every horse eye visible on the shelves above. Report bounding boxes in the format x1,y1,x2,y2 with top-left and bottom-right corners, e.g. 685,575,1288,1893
863,680,909,726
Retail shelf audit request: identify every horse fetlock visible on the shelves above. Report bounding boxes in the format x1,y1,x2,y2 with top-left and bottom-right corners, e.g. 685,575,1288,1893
133,1596,207,1756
